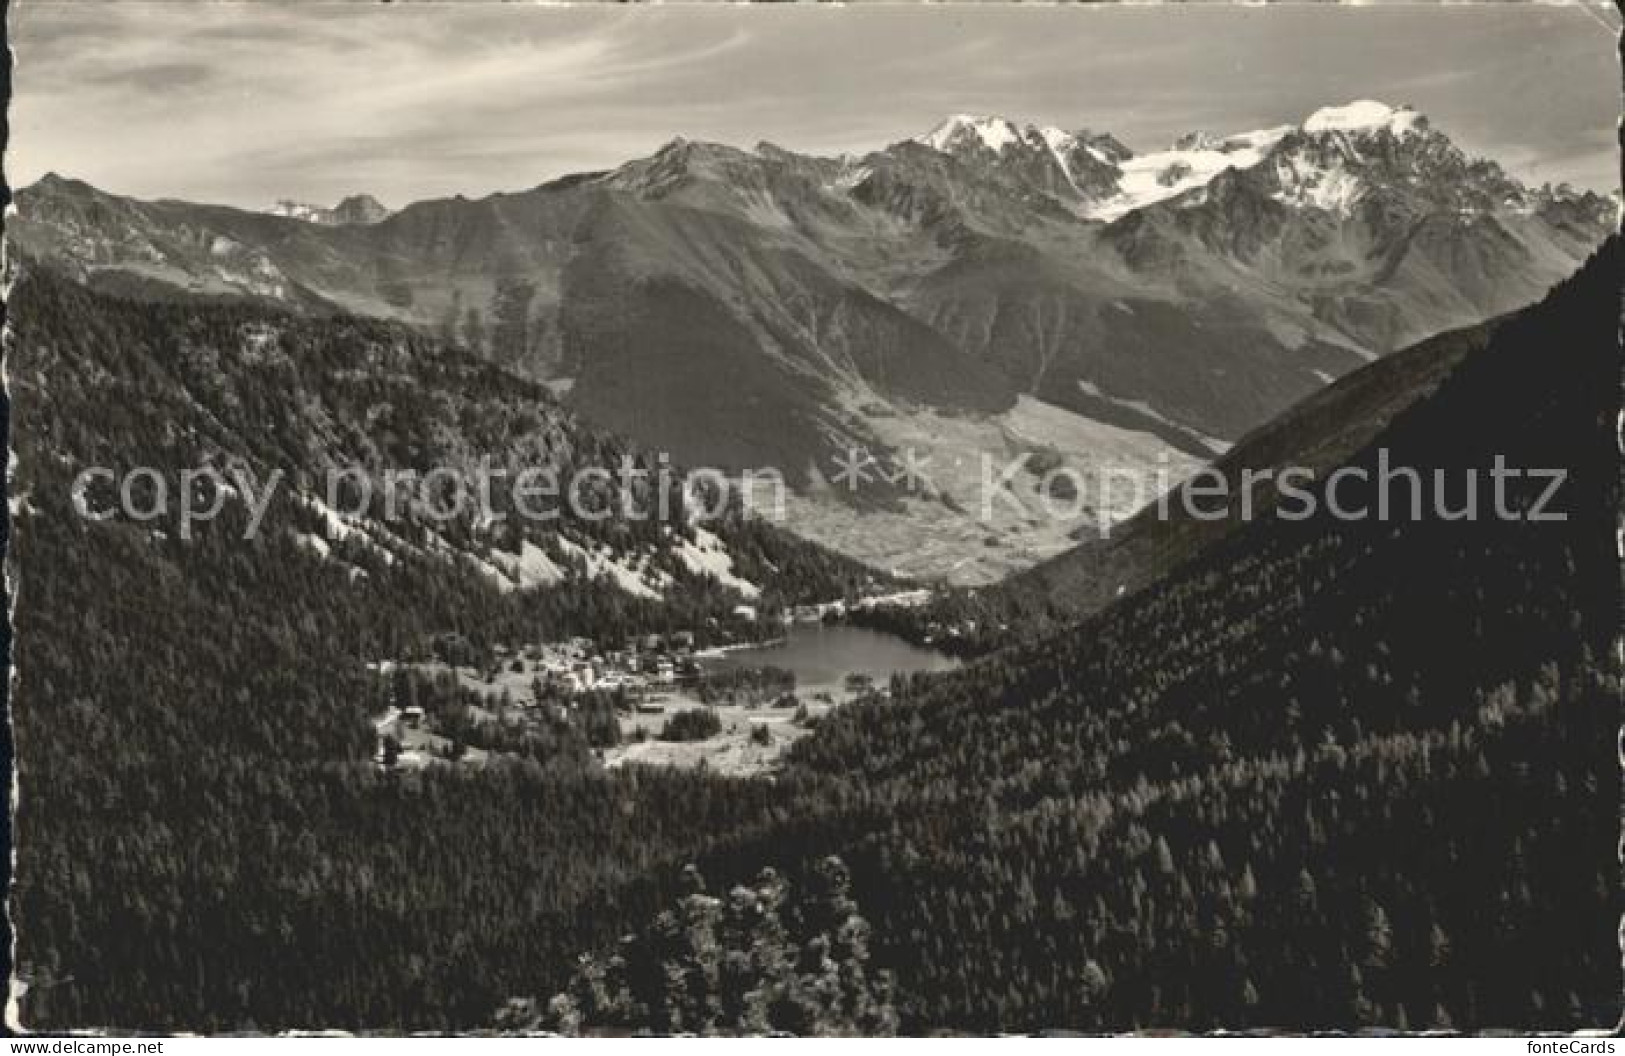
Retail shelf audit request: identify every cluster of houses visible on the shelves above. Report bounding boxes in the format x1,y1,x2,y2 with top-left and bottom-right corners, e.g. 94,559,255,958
503,634,704,700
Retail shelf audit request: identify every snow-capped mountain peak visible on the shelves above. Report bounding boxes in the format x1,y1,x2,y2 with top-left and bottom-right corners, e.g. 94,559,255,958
918,114,1027,154
1036,126,1077,154
266,194,391,226
268,199,328,223
917,114,1115,161
913,114,1126,203
1265,101,1534,216
1302,99,1424,138
914,104,1446,222
1086,103,1443,220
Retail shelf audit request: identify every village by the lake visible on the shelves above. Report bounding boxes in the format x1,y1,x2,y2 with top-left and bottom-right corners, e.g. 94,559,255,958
367,589,954,776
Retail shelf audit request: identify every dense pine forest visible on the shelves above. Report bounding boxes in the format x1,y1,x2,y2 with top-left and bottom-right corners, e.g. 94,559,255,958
4,269,868,1028
501,857,900,1036
5,237,1620,1032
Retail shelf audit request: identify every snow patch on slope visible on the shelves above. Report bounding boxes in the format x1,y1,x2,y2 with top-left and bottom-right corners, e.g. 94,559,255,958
1269,153,1370,214
673,527,761,599
297,494,400,566
1033,127,1088,195
289,491,689,602
487,540,568,591
555,536,669,600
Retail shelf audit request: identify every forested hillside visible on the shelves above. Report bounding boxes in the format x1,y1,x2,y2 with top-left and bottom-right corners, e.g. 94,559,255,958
501,858,901,1036
4,268,877,1029
518,239,1622,1031
6,234,1616,1034
9,263,881,640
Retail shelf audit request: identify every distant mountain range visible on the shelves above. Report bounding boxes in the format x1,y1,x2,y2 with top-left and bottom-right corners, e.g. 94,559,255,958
10,100,1613,580
267,194,392,226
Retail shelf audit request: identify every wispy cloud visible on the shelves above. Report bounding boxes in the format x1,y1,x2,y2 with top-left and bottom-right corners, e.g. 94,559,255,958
9,2,1618,207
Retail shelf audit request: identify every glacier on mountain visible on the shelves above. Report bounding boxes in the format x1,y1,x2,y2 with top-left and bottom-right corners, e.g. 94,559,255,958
914,101,1442,222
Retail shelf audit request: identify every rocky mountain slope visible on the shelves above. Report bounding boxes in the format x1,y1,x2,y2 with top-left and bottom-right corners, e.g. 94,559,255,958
11,101,1611,580
855,304,1511,653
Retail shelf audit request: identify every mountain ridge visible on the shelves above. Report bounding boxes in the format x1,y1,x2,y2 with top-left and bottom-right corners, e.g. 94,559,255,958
10,101,1611,581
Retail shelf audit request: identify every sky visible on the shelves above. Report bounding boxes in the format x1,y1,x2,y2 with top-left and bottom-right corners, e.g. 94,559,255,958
9,2,1622,209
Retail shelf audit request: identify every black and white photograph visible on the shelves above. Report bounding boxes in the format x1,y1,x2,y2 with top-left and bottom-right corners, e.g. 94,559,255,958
2,0,1621,1037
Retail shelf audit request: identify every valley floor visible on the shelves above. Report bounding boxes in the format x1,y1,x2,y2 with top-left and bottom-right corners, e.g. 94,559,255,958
767,395,1203,585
